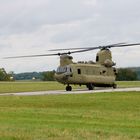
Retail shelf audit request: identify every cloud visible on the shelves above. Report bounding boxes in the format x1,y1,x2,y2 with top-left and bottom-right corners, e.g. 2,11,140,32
0,0,140,73
0,0,97,36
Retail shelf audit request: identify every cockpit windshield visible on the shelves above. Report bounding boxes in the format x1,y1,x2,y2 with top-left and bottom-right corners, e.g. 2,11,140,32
56,66,72,74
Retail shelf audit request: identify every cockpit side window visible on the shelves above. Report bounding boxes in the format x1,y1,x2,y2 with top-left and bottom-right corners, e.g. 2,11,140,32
56,66,72,74
96,55,99,62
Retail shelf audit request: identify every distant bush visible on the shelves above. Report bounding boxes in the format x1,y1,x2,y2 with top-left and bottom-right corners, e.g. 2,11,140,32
116,68,138,81
14,72,43,80
42,71,55,81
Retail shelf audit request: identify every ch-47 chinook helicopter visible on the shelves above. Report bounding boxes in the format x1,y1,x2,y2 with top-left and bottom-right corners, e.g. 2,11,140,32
4,43,140,91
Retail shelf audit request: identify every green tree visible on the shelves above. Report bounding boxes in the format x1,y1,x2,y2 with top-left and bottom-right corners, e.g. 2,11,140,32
0,68,11,81
116,68,138,81
42,71,55,81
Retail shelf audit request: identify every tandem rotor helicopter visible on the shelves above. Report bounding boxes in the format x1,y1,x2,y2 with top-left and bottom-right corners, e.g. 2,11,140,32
4,43,140,91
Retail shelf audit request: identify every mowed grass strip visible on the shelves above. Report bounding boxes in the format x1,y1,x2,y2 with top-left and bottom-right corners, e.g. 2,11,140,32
0,82,66,93
117,81,140,88
0,92,139,140
0,81,140,94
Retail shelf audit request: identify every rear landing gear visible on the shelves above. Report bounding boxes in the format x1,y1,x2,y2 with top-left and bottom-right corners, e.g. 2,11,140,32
87,83,94,90
113,84,117,89
66,85,72,91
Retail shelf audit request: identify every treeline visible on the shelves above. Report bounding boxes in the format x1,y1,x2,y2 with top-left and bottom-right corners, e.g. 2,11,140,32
42,71,55,81
116,68,138,81
0,69,56,81
130,67,140,79
14,72,44,80
13,71,56,81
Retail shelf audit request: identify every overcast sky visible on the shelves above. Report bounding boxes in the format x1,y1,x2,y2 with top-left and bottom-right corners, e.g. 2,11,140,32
0,0,140,73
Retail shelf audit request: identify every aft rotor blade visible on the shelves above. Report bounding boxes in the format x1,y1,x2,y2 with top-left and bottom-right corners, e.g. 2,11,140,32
109,43,140,48
49,42,126,51
65,42,140,54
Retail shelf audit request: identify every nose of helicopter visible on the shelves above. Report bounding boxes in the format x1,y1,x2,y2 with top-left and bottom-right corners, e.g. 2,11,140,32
54,72,72,83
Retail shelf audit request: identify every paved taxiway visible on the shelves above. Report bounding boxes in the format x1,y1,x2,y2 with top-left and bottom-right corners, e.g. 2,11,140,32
0,87,140,96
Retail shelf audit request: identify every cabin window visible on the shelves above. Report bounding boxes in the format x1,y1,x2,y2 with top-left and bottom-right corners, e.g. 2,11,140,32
103,70,106,74
100,70,106,75
77,69,81,74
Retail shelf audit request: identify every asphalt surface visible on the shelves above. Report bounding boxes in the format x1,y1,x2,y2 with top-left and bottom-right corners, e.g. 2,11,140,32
0,87,140,96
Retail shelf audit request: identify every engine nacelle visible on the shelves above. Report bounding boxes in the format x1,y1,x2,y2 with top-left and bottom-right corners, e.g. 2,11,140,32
104,59,116,67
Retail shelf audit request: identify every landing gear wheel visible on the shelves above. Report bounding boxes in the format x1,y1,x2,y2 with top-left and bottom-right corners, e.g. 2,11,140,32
66,85,72,91
113,84,117,89
87,83,94,90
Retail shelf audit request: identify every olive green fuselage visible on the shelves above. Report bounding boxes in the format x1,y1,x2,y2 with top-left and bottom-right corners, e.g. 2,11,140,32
54,49,117,89
55,63,116,87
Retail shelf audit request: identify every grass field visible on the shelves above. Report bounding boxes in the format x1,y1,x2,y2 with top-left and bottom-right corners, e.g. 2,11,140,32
0,81,140,94
0,81,140,139
0,92,139,140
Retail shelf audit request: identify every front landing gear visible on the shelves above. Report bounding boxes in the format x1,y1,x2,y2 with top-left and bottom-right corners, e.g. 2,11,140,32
66,85,72,91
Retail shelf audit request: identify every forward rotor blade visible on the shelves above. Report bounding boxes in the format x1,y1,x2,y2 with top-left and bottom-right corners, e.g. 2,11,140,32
49,47,91,51
3,53,62,59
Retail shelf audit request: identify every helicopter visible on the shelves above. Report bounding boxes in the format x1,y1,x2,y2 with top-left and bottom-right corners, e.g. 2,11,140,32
4,43,140,91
